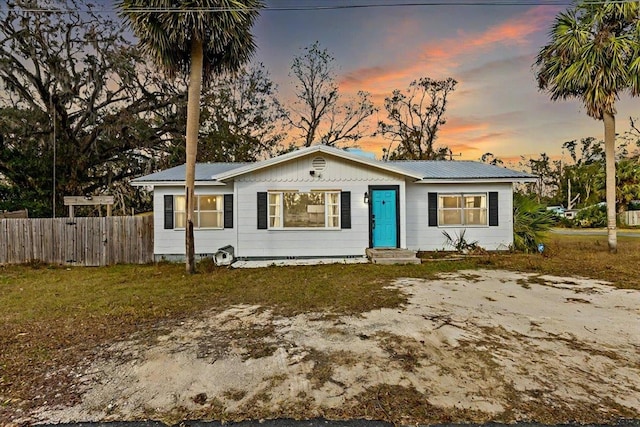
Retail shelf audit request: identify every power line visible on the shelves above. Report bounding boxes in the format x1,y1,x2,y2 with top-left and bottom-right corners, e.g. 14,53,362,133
3,0,640,13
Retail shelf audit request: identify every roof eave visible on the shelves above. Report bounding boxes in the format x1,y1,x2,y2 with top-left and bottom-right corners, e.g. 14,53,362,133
130,180,225,187
415,177,537,184
214,145,424,181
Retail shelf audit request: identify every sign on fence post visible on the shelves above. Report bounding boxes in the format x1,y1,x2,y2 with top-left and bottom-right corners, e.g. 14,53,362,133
63,196,114,218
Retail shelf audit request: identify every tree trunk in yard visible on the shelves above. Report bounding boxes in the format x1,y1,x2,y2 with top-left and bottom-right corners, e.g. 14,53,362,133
604,111,617,254
185,39,204,274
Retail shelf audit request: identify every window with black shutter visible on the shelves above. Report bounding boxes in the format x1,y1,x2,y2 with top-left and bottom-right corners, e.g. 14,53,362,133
489,191,499,226
224,194,234,228
164,195,174,229
428,192,438,227
257,192,268,229
340,191,351,229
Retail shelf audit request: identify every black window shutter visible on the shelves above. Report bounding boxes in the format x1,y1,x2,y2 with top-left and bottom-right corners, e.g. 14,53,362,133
224,194,233,228
340,191,351,229
257,192,268,229
428,192,438,227
489,191,499,226
164,195,174,229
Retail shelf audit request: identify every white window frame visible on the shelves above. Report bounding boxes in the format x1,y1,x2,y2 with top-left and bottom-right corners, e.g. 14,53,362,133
268,190,341,230
174,194,224,230
438,193,488,227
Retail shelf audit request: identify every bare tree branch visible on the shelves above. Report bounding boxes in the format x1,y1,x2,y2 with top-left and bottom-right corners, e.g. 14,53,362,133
378,77,457,160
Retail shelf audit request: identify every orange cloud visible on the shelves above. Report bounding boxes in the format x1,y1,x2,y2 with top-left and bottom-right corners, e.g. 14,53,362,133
439,118,490,136
339,5,557,93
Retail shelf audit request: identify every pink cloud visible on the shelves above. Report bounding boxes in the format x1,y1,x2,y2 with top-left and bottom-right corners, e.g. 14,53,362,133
339,6,557,93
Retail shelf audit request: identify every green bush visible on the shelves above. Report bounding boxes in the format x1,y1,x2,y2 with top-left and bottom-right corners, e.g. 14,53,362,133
513,194,555,252
555,215,575,228
575,204,607,228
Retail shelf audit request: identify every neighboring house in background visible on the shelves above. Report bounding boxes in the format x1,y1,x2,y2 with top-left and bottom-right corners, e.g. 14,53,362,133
131,145,536,261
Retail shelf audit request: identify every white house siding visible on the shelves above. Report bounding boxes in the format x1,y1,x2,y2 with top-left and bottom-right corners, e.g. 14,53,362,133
153,184,237,259
405,182,514,251
234,153,407,258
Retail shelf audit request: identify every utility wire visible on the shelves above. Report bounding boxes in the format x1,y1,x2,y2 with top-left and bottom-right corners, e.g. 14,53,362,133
3,0,640,13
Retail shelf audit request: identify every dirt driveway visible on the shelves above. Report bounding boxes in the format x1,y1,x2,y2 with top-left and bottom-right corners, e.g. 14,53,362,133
32,269,640,425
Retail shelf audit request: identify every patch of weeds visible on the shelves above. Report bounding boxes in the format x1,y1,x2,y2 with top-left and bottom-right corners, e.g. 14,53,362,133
496,381,637,424
24,259,49,269
234,389,316,423
565,297,590,304
227,324,278,360
303,348,334,388
517,278,531,289
516,275,548,289
324,326,347,336
442,229,481,253
330,349,361,368
328,384,489,425
223,389,247,401
192,392,208,405
196,257,218,273
194,329,233,360
458,272,482,282
456,335,504,381
235,390,273,418
376,332,424,372
542,333,621,361
146,397,227,426
266,373,288,387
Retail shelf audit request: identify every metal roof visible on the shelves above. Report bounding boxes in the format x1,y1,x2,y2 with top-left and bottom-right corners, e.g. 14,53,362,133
388,160,536,180
131,150,535,185
131,162,247,184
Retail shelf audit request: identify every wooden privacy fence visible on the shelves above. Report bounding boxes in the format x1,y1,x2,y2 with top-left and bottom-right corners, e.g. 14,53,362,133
0,209,28,219
621,210,640,226
0,216,153,266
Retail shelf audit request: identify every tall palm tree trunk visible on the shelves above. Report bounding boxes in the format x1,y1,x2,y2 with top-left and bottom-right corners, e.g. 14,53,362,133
185,39,204,273
604,111,617,254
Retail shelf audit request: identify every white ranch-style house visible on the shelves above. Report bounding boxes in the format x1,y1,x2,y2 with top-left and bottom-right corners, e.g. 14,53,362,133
131,145,535,261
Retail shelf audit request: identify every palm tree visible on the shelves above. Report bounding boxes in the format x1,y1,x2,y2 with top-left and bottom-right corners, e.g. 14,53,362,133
118,0,262,272
535,1,640,253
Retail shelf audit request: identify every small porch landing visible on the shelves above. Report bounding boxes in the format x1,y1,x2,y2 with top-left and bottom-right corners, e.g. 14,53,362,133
366,248,421,265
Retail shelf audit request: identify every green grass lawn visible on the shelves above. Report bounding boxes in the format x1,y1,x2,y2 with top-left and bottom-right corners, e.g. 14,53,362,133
1,233,639,421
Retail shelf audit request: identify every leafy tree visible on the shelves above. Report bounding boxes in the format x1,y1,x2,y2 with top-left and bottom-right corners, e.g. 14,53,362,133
0,0,181,217
555,137,605,208
616,157,640,210
118,0,262,274
198,64,287,162
480,152,503,166
520,153,560,203
575,203,607,228
535,1,640,253
288,42,375,147
622,117,640,156
378,77,457,160
562,136,604,165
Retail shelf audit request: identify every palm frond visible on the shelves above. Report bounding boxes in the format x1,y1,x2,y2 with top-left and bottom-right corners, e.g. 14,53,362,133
534,0,640,120
117,0,262,82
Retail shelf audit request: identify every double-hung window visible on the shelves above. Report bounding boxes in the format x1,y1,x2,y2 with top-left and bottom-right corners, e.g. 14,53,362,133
174,195,223,229
438,193,487,226
268,191,340,229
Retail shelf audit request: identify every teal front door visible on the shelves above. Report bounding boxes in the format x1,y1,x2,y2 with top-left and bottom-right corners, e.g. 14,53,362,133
370,188,398,248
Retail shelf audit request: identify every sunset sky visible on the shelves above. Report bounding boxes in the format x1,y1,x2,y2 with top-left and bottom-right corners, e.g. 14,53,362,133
248,0,640,163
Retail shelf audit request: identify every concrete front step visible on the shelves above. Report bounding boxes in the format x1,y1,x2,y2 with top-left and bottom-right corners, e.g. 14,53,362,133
365,248,417,258
365,248,421,265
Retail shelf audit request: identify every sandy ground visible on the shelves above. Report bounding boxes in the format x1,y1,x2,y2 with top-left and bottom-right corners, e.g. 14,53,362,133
31,269,640,425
